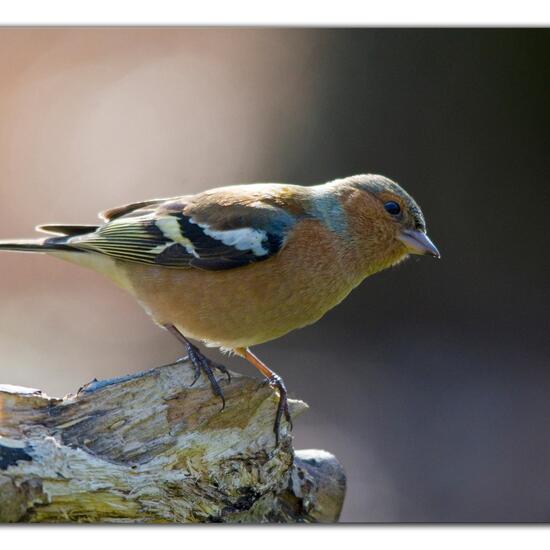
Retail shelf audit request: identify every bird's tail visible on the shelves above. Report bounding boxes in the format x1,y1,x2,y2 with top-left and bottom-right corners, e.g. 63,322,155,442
0,224,98,254
0,238,77,253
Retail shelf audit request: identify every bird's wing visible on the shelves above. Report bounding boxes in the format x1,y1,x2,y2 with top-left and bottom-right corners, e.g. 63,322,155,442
99,198,169,222
69,185,301,270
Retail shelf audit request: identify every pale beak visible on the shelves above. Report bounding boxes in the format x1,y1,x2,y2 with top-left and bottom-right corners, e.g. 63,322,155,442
397,229,441,258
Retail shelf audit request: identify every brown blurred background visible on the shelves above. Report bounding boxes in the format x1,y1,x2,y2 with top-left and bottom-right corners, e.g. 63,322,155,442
0,28,549,522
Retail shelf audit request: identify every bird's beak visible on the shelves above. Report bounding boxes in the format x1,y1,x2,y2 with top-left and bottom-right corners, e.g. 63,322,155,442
397,229,440,258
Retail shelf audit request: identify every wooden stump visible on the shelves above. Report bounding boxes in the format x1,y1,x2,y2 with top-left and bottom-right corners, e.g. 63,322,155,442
0,360,346,523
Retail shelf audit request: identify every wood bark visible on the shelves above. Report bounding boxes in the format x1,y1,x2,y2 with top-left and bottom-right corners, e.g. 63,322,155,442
0,360,345,523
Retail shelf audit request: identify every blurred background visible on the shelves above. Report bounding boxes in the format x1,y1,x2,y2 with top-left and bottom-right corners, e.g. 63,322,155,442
0,28,549,522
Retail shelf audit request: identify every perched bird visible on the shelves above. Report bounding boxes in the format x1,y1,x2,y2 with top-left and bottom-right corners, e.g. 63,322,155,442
0,174,439,444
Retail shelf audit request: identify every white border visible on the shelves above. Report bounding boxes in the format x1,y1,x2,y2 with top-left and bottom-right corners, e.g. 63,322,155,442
0,0,549,25
2,525,550,548
0,3,548,542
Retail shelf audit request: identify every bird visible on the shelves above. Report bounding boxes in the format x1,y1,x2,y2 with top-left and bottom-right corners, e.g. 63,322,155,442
0,174,439,445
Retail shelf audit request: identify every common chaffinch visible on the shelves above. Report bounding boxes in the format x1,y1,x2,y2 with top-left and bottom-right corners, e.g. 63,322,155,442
0,174,439,444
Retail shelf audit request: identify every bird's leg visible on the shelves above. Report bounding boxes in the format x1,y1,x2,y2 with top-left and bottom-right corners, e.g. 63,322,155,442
164,324,230,410
235,347,292,446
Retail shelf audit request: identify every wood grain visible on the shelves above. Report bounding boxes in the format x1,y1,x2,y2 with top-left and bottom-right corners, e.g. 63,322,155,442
0,361,345,523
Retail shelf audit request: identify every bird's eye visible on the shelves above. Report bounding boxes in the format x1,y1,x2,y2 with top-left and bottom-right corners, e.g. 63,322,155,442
384,201,401,216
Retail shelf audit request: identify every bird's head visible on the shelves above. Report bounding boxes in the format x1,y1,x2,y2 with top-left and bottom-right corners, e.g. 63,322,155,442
328,174,440,274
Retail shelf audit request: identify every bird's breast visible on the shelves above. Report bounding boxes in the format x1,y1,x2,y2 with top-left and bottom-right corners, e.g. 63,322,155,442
117,219,372,349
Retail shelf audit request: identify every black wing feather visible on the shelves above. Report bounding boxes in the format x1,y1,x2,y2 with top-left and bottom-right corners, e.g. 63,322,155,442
69,201,294,271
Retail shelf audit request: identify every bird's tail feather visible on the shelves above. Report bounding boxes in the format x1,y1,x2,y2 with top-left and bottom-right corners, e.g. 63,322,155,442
36,224,99,237
0,238,81,253
0,224,98,253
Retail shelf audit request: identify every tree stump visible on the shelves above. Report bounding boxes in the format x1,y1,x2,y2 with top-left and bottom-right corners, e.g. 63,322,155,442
0,360,346,523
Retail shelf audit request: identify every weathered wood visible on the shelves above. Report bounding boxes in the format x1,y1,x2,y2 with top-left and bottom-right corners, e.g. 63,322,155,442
0,360,345,523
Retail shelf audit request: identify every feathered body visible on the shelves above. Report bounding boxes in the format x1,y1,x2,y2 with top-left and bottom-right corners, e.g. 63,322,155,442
0,175,438,351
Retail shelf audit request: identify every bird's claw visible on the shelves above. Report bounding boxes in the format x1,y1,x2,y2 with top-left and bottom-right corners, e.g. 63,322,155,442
265,373,293,445
184,340,230,411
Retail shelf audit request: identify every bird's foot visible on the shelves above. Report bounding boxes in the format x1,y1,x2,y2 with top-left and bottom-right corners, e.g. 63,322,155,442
263,373,293,446
184,340,231,411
